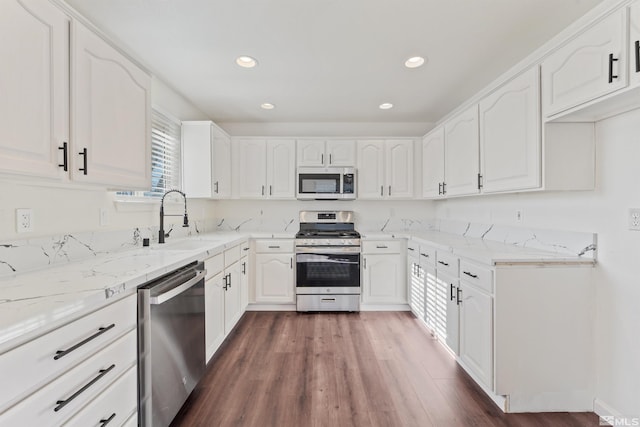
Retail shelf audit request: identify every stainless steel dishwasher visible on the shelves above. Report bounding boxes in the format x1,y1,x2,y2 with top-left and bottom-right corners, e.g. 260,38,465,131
137,261,206,427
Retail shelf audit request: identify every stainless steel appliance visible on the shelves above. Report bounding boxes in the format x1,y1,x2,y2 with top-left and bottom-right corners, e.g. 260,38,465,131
296,211,361,311
137,261,206,427
297,167,356,200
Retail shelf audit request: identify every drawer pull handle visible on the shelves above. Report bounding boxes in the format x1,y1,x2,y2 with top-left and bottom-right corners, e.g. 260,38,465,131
54,324,115,360
268,245,281,249
242,261,246,275
100,413,116,426
420,253,429,258
463,271,478,279
438,261,449,266
321,298,336,302
456,288,462,305
54,364,115,412
376,245,388,249
407,247,415,251
243,247,249,251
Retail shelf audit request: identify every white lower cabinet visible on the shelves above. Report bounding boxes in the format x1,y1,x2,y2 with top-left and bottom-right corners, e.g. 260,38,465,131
362,240,406,305
254,240,295,304
407,242,425,319
459,280,494,390
204,242,247,362
0,294,137,424
63,364,137,427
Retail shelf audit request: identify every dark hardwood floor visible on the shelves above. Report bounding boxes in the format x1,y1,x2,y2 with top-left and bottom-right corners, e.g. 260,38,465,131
171,311,600,427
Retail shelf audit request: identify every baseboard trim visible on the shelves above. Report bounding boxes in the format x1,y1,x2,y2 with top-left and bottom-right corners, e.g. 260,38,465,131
246,303,296,311
360,304,411,311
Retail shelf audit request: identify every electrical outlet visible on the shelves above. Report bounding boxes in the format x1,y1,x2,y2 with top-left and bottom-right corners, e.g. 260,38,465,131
629,208,640,230
99,208,109,226
515,209,524,224
16,208,33,233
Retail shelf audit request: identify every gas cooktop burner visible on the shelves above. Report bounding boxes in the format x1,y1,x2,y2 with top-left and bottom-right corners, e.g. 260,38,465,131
295,230,361,238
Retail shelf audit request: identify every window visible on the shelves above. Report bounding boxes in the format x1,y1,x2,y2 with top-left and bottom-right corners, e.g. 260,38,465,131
119,108,182,198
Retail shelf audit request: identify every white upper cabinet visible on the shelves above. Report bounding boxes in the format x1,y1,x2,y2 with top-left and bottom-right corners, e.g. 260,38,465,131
182,121,231,198
479,68,541,193
235,139,295,199
422,128,445,198
357,140,385,198
72,20,151,189
296,139,355,167
444,105,480,197
326,140,356,166
630,1,640,87
541,9,627,117
357,140,414,199
267,139,296,198
0,0,69,180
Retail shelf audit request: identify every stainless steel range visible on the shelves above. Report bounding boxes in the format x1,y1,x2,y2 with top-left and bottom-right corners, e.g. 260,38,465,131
295,211,361,312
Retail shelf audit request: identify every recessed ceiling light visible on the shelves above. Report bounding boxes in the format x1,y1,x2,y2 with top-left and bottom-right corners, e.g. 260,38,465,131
261,103,275,110
379,103,393,110
405,56,426,68
236,56,258,68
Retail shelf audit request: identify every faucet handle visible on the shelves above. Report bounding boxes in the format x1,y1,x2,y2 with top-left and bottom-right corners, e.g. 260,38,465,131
164,227,173,238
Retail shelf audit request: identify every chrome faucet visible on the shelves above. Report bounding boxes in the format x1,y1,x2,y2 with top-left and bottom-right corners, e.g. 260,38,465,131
159,190,189,244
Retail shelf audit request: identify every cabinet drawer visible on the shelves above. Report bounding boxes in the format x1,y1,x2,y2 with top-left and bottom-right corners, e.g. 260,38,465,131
436,251,459,277
254,239,294,253
418,245,436,266
63,365,137,427
459,260,493,294
1,330,136,426
0,294,136,412
204,253,224,279
224,245,241,266
240,240,250,257
362,240,403,254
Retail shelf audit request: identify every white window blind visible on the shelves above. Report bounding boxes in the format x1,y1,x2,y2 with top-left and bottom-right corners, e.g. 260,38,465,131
119,108,182,197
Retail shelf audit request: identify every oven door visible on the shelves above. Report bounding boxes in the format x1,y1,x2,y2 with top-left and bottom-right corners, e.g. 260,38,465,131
296,252,360,294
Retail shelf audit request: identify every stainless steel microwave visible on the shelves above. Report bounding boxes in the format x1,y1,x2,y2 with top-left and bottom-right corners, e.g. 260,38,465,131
297,167,356,200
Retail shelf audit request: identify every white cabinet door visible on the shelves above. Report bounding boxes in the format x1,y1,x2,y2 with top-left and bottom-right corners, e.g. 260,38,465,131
267,139,296,199
357,140,385,199
236,139,267,198
224,262,243,334
326,140,356,166
255,253,295,303
541,9,627,117
422,128,445,198
424,264,437,331
212,130,232,198
297,140,325,167
182,122,212,198
362,254,406,304
480,68,541,193
0,0,69,180
408,256,426,320
444,105,480,197
240,255,249,311
385,140,414,199
443,277,460,355
71,21,151,189
205,272,225,362
630,1,640,87
459,282,493,390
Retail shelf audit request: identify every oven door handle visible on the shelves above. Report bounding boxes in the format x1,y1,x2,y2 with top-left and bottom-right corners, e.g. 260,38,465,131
149,269,206,305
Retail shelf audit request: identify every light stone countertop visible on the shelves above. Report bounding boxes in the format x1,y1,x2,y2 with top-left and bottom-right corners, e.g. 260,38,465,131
0,229,594,354
0,232,249,354
363,231,596,265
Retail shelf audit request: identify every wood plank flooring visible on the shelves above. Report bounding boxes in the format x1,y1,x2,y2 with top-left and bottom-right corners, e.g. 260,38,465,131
171,311,600,427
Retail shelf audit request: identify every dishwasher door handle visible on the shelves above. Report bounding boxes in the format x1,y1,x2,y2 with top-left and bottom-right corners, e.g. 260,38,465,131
150,269,207,305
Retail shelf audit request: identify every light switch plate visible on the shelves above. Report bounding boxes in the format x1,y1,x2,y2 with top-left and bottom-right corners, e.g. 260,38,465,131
629,208,640,231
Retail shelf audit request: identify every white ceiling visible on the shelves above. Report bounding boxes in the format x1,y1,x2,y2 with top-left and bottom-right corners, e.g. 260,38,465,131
65,0,603,124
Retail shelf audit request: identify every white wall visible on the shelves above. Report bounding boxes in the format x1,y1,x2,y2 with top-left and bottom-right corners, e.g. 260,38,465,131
434,109,640,418
0,79,215,241
217,121,433,137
